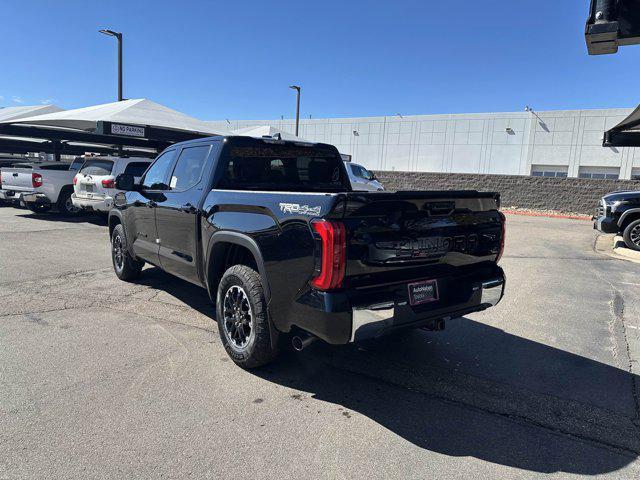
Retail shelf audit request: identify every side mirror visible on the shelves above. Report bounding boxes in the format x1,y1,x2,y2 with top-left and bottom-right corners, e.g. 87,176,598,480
116,173,136,191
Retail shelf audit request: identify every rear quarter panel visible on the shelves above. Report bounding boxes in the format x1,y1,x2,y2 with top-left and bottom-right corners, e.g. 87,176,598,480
202,190,339,332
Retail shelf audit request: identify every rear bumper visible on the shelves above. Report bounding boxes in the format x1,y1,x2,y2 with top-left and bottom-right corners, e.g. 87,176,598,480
593,214,618,234
351,276,504,342
21,193,51,206
71,194,113,211
287,266,506,345
0,189,25,202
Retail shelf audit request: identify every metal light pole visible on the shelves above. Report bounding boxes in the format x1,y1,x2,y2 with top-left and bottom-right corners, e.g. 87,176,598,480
289,85,301,136
99,29,123,101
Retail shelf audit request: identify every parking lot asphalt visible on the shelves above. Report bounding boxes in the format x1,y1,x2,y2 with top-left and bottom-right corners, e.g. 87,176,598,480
1,206,639,479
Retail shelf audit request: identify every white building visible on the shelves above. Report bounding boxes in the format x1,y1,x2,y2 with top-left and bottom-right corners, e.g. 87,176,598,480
207,108,640,180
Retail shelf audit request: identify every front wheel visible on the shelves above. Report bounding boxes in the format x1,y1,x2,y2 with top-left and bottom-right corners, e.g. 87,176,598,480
216,265,279,369
111,224,144,281
622,219,640,251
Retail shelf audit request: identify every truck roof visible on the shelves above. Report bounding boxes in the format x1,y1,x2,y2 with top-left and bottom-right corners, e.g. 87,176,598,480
168,134,329,150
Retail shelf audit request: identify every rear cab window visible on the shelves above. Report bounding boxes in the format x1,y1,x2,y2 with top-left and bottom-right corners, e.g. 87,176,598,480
40,164,71,171
80,159,114,176
217,139,350,192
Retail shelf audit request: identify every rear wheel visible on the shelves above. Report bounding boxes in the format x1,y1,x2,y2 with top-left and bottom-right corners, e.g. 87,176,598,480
622,219,640,251
111,224,144,281
57,190,80,216
27,203,51,214
216,265,278,368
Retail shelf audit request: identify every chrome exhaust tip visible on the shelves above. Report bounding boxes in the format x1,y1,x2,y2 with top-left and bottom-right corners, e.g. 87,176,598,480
292,334,316,352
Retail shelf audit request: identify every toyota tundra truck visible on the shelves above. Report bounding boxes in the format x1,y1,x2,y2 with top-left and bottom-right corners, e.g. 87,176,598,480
593,190,640,251
108,135,506,368
0,158,84,214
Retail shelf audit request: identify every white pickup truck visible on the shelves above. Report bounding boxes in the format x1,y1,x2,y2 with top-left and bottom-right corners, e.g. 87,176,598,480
0,158,84,214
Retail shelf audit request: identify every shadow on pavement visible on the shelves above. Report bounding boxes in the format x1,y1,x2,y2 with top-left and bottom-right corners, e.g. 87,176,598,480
135,267,640,475
15,211,108,227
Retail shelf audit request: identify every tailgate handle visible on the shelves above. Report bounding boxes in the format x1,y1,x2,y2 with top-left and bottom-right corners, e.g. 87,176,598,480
424,201,455,216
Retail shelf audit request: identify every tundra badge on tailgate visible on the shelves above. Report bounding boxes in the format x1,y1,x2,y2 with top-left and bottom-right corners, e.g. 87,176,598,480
279,203,322,216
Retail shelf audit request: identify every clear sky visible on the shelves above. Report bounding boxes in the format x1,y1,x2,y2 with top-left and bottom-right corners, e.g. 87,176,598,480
1,0,640,120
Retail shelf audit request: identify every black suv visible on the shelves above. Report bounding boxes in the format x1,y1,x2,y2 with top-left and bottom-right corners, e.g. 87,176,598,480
594,190,640,250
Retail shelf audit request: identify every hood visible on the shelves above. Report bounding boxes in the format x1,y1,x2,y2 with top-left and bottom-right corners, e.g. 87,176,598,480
603,190,640,203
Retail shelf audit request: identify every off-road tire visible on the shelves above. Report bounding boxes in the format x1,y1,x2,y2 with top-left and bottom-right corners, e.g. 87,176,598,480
111,224,144,281
56,189,80,216
216,265,279,369
26,203,51,214
622,219,640,251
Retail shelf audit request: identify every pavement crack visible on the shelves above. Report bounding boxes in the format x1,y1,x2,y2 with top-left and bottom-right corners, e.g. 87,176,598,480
599,274,640,421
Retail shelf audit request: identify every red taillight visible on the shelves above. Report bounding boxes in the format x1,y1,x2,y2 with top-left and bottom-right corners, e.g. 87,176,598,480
73,175,78,185
32,173,43,188
310,220,346,291
101,178,115,188
496,212,506,263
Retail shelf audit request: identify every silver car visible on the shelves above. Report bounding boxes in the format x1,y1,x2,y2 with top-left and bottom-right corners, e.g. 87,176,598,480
344,162,384,192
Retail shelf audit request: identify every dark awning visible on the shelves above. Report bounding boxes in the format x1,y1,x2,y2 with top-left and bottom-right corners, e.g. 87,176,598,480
604,105,640,146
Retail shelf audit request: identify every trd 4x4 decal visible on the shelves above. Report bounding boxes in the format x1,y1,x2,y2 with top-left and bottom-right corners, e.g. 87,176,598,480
279,203,322,216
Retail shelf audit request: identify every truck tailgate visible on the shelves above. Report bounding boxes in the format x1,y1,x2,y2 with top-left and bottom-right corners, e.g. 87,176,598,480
328,191,503,289
0,167,34,192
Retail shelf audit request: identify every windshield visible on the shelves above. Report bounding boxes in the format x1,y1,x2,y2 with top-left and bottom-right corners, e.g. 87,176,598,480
217,140,350,192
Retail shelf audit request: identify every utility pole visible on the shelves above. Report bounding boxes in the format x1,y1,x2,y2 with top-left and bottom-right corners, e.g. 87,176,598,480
99,29,124,101
289,85,301,136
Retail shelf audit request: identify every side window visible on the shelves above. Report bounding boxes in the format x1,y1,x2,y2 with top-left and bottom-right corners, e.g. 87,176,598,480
360,166,373,181
351,164,366,179
123,162,151,177
140,151,176,190
169,145,210,191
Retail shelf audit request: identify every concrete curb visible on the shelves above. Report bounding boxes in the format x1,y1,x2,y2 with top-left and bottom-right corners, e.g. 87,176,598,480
613,235,640,261
503,210,591,221
594,234,640,264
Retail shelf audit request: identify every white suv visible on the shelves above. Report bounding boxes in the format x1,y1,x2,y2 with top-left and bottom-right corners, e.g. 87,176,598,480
72,156,152,212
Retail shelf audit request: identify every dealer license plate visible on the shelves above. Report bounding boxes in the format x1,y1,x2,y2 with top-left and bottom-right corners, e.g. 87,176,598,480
408,279,439,306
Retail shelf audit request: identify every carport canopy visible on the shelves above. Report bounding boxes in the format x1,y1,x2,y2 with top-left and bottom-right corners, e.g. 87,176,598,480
604,104,640,147
0,104,64,122
0,99,230,159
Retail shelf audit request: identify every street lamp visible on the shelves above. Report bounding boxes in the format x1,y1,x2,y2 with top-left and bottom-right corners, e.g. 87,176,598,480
289,85,301,137
524,105,547,129
99,29,123,101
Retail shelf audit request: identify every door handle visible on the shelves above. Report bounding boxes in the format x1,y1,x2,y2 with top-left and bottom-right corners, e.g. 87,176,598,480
180,203,197,213
147,200,157,208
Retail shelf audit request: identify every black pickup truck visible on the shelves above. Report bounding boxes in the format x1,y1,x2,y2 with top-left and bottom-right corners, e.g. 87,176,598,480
108,135,506,368
593,190,640,251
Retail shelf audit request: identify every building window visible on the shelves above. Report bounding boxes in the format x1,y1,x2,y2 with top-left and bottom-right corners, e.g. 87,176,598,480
531,165,568,178
578,167,620,180
631,169,640,180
